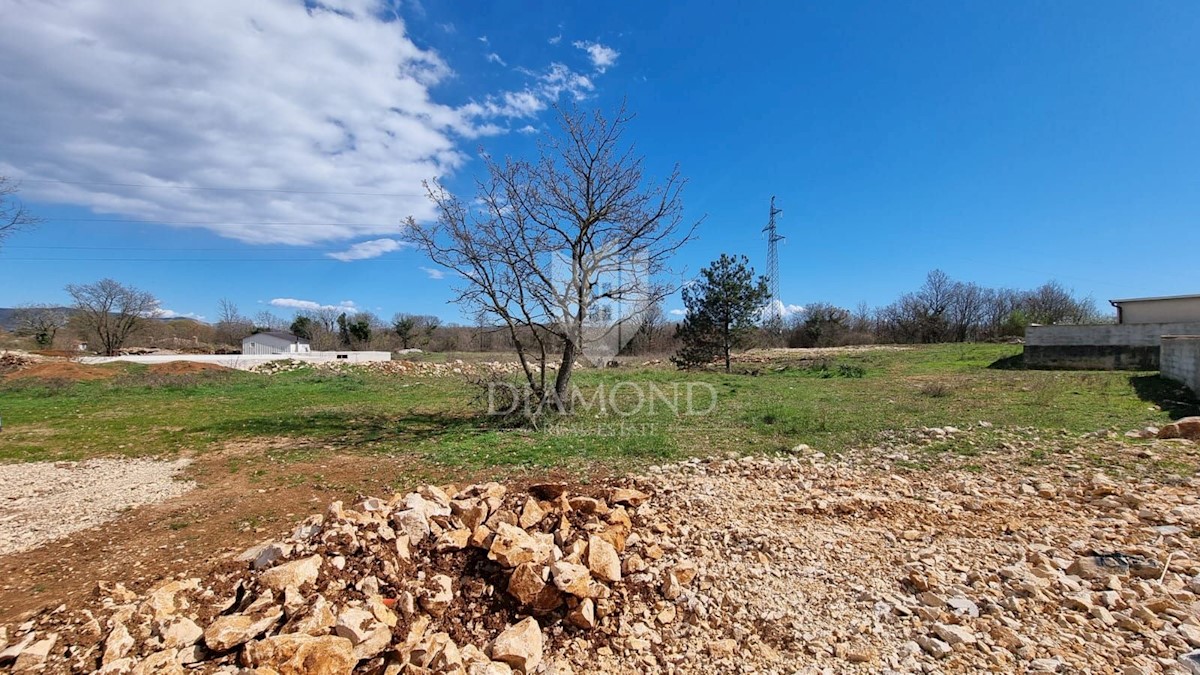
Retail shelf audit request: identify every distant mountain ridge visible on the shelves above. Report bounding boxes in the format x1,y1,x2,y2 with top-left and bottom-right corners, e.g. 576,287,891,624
0,307,205,331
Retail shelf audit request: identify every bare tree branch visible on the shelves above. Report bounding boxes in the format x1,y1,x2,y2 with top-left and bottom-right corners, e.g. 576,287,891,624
0,177,42,245
407,104,698,408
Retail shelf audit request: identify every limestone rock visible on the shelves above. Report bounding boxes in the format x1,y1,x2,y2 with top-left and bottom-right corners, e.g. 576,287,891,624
1159,417,1200,440
434,528,471,552
491,617,543,673
245,634,356,675
130,649,184,675
204,608,284,652
287,595,336,636
160,617,203,649
518,498,547,529
103,623,135,665
549,561,594,598
609,488,649,506
933,623,976,647
420,574,455,617
586,535,621,583
566,599,596,629
508,563,561,612
489,523,555,568
917,636,952,659
12,633,56,673
259,555,323,592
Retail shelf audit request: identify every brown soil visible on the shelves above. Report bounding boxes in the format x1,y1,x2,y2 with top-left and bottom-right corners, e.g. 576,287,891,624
4,361,121,381
145,361,232,375
0,440,608,623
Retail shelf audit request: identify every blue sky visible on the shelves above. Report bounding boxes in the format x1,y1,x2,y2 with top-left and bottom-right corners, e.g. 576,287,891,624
1,0,1197,323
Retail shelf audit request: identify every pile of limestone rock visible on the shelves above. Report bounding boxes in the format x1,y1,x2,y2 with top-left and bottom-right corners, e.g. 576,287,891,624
250,359,536,378
0,481,691,674
0,352,36,376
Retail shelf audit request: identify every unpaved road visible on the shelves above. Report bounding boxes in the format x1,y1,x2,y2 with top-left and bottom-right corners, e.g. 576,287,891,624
0,458,193,556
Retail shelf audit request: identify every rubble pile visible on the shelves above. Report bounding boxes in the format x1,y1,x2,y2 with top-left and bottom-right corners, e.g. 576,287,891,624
0,481,681,674
0,352,36,375
250,359,543,378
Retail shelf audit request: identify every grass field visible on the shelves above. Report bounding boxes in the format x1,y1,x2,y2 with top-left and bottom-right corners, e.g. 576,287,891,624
1,344,1196,473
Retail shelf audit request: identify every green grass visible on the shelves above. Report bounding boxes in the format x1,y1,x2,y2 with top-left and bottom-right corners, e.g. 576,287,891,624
0,344,1195,472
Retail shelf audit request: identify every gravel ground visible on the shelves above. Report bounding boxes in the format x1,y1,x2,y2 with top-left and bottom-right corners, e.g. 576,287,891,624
577,453,1200,673
0,458,194,555
6,428,1200,673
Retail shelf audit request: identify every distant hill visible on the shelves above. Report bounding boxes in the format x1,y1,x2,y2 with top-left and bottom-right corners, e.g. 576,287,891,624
0,307,203,332
0,306,73,331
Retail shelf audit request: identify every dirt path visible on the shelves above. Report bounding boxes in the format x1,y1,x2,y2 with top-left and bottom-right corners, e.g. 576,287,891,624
0,451,374,622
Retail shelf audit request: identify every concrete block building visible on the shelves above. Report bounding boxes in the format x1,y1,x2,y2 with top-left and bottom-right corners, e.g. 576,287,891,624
1025,293,1200,371
241,331,312,355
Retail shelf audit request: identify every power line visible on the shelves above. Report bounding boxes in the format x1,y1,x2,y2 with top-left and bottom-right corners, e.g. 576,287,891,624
19,178,425,197
40,217,402,226
4,245,397,252
0,257,398,262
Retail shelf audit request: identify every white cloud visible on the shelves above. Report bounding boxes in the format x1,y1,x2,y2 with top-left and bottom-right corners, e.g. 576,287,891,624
573,41,619,73
160,309,205,320
764,300,804,318
517,125,539,135
548,34,562,45
269,298,357,312
485,52,506,66
327,238,408,261
0,1,607,247
419,266,446,280
669,308,686,317
478,35,489,44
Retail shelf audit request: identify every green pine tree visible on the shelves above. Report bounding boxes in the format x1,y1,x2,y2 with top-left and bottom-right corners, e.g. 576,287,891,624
672,254,770,372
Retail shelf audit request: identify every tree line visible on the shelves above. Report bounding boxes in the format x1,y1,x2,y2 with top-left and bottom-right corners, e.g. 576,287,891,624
782,270,1103,349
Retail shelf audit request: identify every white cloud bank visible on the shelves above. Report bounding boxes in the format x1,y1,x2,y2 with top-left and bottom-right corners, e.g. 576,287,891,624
160,309,205,320
269,298,357,312
327,238,409,261
0,0,611,247
419,266,446,279
573,41,619,73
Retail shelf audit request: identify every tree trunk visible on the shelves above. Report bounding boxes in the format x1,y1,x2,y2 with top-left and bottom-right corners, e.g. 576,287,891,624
723,319,731,373
554,340,576,409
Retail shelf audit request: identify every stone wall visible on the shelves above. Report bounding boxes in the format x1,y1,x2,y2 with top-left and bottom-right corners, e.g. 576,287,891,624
1024,322,1200,370
1161,336,1200,395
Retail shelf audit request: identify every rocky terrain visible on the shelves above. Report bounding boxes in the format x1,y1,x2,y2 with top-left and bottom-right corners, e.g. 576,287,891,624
0,459,194,556
4,419,1200,673
249,358,539,378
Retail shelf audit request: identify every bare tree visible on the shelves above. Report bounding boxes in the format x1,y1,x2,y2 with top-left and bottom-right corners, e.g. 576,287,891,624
409,105,696,408
1024,281,1099,325
393,313,441,349
787,302,851,348
0,177,41,246
13,304,68,348
66,279,159,355
947,281,986,342
215,298,252,345
253,310,286,332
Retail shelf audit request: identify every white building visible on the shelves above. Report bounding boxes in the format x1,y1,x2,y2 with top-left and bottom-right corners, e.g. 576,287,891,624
241,331,311,355
1110,294,1200,324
